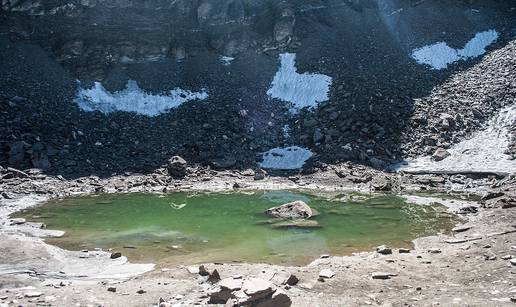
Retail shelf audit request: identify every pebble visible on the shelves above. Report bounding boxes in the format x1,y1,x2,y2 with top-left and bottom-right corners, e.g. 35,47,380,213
510,259,516,266
24,292,43,298
428,248,441,254
452,225,472,233
318,269,335,279
107,287,116,292
371,272,398,280
398,248,411,253
376,245,392,255
110,252,122,259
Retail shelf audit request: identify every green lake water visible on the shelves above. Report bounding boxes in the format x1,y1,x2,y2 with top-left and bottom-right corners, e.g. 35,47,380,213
15,191,459,265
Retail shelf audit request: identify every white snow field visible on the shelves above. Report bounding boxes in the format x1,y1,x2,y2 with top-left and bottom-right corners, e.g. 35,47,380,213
267,53,332,113
75,80,208,117
398,105,516,174
411,29,499,70
259,146,314,170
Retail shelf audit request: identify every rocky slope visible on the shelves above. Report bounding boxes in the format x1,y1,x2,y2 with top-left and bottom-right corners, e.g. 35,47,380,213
0,0,515,177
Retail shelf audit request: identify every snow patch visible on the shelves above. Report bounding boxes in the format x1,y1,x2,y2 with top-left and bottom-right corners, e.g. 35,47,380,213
411,29,499,70
398,105,516,174
221,56,235,66
75,80,208,117
267,53,332,113
259,146,313,170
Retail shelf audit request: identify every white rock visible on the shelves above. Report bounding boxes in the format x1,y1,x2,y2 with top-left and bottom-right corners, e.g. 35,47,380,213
243,278,275,296
219,278,243,291
318,269,335,279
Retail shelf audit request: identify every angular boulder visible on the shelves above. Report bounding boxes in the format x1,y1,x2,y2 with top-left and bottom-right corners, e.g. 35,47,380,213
432,148,450,161
265,200,318,219
167,156,187,177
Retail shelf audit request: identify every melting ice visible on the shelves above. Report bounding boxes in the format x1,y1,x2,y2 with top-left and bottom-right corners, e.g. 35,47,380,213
411,30,499,70
267,53,332,113
75,80,208,117
259,146,314,170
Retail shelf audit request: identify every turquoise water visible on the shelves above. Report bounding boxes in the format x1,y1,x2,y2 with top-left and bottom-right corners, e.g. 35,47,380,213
16,191,458,265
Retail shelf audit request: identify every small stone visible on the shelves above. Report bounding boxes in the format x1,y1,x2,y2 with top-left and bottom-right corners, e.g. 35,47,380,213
320,254,330,258
207,269,221,284
219,278,243,291
428,248,441,254
284,274,299,286
510,259,516,266
432,148,450,161
107,287,116,293
136,289,146,294
198,265,210,276
110,252,122,259
318,269,335,279
255,288,292,307
398,248,410,253
24,292,43,298
501,255,512,260
376,245,392,255
243,278,274,298
452,225,471,233
372,272,398,280
9,218,26,225
254,169,267,180
187,266,200,274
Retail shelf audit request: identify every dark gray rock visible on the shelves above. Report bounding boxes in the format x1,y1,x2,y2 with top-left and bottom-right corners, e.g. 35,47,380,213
432,148,451,161
8,141,26,166
167,156,187,177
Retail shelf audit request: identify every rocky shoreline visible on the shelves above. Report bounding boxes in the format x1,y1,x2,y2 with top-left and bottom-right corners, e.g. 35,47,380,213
0,165,515,306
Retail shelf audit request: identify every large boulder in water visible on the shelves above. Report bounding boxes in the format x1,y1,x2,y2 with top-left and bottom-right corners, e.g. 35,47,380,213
265,200,318,219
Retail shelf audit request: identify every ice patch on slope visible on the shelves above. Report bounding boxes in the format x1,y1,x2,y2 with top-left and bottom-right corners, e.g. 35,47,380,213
398,105,516,174
411,30,499,70
267,53,332,113
259,146,313,170
75,80,208,117
221,56,235,66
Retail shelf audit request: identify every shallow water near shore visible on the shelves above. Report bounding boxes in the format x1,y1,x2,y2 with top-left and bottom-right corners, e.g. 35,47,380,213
14,191,460,265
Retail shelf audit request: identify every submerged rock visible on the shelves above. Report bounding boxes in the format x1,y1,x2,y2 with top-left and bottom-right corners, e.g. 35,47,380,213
265,200,318,219
271,219,321,229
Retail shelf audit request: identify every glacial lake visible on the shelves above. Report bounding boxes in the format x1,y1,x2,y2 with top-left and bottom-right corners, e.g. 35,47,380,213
14,191,460,265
